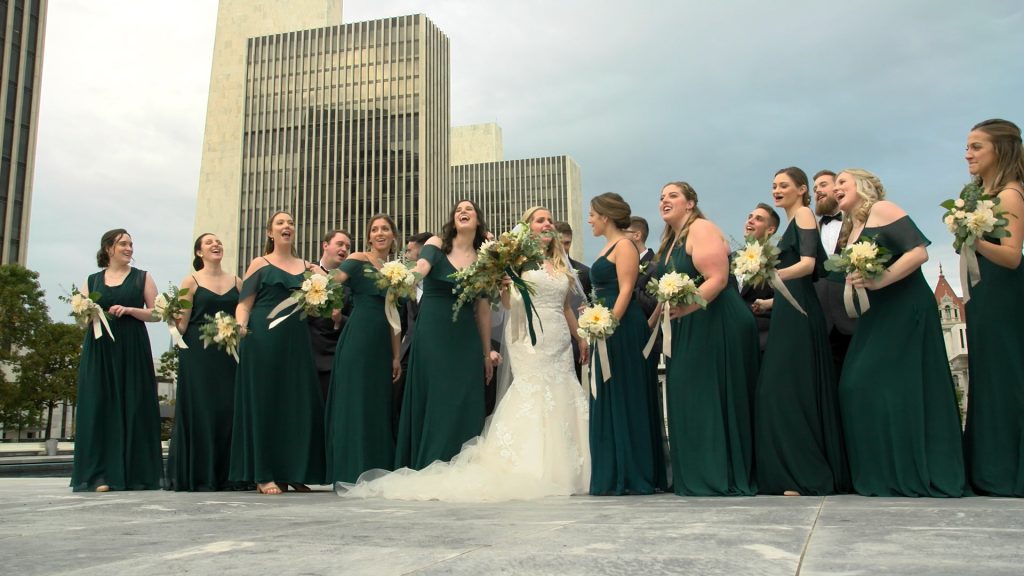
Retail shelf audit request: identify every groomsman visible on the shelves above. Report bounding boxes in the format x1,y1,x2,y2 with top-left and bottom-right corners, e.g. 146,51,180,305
396,232,432,433
738,203,779,354
309,229,352,400
555,221,591,382
812,169,857,377
630,216,661,357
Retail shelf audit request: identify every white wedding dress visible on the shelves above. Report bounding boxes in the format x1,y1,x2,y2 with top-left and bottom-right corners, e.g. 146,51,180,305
339,268,591,501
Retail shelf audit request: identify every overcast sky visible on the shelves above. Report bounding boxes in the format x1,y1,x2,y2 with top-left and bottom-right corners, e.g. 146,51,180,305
28,0,1023,349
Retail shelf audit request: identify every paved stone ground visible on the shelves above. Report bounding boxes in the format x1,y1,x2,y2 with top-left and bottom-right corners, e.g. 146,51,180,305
1,477,1022,575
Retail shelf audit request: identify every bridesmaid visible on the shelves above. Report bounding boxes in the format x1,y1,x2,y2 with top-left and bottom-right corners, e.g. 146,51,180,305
395,200,494,470
836,168,966,497
229,210,326,494
326,214,402,484
655,183,759,496
587,192,666,495
165,233,242,491
71,229,163,492
754,167,849,496
962,119,1024,496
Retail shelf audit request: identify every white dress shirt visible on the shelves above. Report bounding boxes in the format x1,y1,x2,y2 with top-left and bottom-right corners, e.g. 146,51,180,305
819,213,843,255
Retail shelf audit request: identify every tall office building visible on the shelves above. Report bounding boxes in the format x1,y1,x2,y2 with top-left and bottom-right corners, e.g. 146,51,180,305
194,0,343,274
195,2,450,271
0,0,46,265
451,124,583,260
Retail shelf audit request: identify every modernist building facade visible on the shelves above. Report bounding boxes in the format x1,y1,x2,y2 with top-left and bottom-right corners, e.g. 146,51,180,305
195,2,450,271
0,0,46,265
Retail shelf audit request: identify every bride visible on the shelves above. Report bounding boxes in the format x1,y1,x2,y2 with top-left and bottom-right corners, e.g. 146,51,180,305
338,206,592,501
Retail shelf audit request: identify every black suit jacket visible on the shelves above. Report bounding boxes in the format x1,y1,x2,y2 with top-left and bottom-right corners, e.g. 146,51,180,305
307,264,353,373
399,296,420,361
568,258,592,307
738,276,774,353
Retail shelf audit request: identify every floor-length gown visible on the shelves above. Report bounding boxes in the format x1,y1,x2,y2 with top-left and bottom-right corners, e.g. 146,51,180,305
325,259,395,483
393,245,485,470
755,222,849,495
165,280,239,491
964,234,1024,497
71,268,163,491
341,268,590,501
664,245,759,496
589,242,665,495
840,216,966,497
228,262,326,486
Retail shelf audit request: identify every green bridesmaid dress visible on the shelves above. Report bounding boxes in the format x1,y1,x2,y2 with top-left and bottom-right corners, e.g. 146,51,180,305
664,244,759,496
229,262,326,486
71,268,163,491
839,216,965,497
755,222,849,495
326,259,395,483
165,280,239,491
589,241,665,495
964,232,1024,497
394,245,485,470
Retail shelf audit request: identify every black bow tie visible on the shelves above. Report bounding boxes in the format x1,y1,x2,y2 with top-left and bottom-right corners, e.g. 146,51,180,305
819,213,842,225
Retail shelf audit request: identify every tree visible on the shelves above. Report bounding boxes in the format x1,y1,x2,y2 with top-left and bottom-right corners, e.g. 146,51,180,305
17,322,84,439
0,265,49,362
157,347,179,386
0,376,42,439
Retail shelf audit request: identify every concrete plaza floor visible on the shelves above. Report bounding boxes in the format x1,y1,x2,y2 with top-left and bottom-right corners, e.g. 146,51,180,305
1,477,1022,575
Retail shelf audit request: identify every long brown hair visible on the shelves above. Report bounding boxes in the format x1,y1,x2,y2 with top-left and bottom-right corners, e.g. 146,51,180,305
365,213,399,256
972,119,1024,195
655,182,705,262
263,210,297,256
775,167,811,206
440,200,488,253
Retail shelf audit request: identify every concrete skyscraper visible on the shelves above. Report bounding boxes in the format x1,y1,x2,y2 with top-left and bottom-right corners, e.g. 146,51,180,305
1,0,46,265
194,2,450,272
451,124,583,260
193,0,343,273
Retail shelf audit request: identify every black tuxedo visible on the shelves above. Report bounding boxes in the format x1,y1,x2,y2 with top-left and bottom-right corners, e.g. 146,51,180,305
308,263,353,400
394,295,420,435
633,249,661,357
737,276,774,354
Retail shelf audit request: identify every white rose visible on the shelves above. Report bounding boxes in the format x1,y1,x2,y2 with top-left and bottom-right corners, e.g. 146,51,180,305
954,198,965,209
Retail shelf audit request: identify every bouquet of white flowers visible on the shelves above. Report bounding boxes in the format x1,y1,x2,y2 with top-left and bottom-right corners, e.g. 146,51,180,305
941,183,1011,301
267,270,346,329
59,285,114,341
577,298,619,398
642,271,706,358
825,237,892,317
199,311,241,362
152,284,192,348
731,235,806,315
451,222,547,344
366,259,420,334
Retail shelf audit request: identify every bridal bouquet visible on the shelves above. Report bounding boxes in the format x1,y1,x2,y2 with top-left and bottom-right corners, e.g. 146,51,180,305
451,222,546,342
199,311,241,362
824,237,891,317
267,270,345,329
152,284,192,348
59,285,114,341
642,271,706,358
577,298,619,398
367,260,420,334
941,183,1011,301
731,235,806,315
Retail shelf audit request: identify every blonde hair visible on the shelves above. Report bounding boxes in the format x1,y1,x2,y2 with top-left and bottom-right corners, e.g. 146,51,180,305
655,182,705,263
836,168,886,249
522,205,569,276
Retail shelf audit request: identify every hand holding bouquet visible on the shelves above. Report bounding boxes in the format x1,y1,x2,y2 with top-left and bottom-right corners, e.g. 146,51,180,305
59,285,114,341
941,183,1011,301
267,270,346,329
825,237,891,317
577,298,619,398
642,271,706,358
367,260,420,334
152,284,192,348
199,311,241,362
731,235,806,315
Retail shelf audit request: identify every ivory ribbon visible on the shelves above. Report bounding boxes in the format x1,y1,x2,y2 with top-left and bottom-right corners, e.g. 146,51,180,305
168,324,189,349
768,270,807,316
842,283,871,318
642,304,673,359
266,297,302,329
91,311,115,341
959,244,982,304
585,338,612,399
385,297,402,335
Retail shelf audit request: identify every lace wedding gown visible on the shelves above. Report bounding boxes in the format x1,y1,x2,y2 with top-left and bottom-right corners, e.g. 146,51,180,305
339,268,591,501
